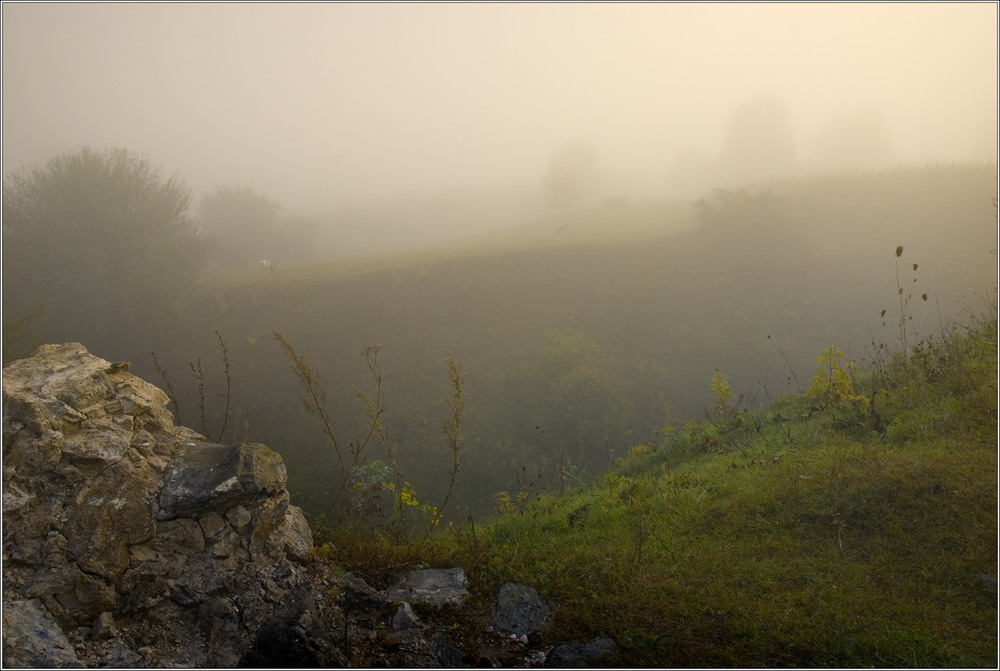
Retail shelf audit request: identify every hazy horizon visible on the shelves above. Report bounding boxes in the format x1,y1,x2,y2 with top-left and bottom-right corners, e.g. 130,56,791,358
2,3,998,569
3,2,997,220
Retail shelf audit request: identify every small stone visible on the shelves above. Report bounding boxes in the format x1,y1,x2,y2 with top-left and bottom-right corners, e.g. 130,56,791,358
384,567,469,607
524,650,547,667
391,601,421,631
226,504,252,529
491,583,551,638
92,611,117,640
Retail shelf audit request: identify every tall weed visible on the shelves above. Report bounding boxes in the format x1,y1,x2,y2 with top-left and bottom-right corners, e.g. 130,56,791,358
274,330,466,541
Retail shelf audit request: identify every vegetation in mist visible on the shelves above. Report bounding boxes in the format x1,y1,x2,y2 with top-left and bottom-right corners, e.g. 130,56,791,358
2,147,206,356
2,149,995,524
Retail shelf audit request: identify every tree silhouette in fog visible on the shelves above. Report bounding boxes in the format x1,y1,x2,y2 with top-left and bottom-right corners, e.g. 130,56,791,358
2,147,206,355
199,185,281,268
198,185,321,268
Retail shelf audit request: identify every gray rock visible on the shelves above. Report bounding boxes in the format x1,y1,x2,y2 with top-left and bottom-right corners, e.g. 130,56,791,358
61,428,130,469
544,637,618,667
280,504,316,564
490,582,552,638
339,572,385,613
1,598,82,668
2,343,315,668
385,567,470,607
391,601,422,631
21,564,118,627
157,441,287,520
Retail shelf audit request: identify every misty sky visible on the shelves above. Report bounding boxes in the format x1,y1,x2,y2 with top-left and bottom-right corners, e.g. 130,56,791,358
2,2,997,214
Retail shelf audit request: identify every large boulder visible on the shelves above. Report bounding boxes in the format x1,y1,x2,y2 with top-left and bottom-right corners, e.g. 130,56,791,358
2,343,318,668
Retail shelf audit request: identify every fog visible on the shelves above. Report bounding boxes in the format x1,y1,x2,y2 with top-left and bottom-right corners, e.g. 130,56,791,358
3,2,997,226
2,3,998,525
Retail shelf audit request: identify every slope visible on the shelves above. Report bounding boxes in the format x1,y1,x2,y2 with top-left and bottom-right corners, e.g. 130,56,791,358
357,304,999,667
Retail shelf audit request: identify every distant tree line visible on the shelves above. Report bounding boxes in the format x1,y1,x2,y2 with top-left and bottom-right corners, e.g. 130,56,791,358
2,146,321,361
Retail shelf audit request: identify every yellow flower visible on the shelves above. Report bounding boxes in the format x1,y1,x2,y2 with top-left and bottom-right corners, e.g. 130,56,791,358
399,484,419,507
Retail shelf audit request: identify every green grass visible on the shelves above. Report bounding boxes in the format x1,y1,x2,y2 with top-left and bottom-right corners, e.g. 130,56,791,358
187,166,996,665
139,164,996,523
332,313,997,667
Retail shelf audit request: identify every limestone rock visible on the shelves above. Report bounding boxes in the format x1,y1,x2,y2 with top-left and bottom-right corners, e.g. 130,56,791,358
1,598,82,668
1,343,603,668
158,442,287,520
2,343,318,667
279,504,315,564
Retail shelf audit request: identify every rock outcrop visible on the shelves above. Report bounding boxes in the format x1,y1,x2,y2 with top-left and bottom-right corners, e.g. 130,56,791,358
2,343,320,668
3,343,618,668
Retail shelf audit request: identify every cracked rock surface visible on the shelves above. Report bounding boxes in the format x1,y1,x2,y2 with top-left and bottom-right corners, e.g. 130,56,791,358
2,343,315,668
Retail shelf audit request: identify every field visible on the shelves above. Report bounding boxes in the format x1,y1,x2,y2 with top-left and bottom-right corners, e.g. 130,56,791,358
140,163,997,522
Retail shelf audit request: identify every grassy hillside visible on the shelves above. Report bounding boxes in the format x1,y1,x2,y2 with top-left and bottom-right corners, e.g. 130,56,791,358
334,305,998,667
148,163,996,522
6,159,994,664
